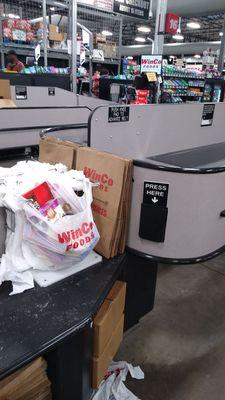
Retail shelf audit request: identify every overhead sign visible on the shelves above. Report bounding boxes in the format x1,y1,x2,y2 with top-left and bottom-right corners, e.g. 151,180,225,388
113,0,150,20
201,104,215,127
141,55,162,74
165,13,179,34
143,181,169,207
108,106,130,123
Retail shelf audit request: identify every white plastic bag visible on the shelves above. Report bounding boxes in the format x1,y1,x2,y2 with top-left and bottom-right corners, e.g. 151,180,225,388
0,161,100,293
92,361,144,400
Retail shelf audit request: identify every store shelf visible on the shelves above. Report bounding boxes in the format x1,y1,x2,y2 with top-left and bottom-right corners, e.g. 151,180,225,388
1,42,70,60
163,74,205,80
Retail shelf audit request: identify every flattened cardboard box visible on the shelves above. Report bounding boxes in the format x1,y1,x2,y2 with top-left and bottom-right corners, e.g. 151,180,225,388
93,281,126,357
92,314,124,389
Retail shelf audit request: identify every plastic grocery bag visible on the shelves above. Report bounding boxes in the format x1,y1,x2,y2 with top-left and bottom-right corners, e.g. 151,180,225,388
0,161,100,294
92,361,144,400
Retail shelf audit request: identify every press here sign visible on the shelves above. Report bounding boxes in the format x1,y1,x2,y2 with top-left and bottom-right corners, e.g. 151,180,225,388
141,55,163,74
113,0,150,19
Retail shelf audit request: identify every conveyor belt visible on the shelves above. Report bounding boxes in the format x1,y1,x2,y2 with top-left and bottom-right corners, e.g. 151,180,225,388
150,142,225,169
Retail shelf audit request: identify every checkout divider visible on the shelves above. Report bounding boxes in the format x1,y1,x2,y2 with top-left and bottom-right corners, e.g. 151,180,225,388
10,86,112,109
0,106,90,151
88,102,225,263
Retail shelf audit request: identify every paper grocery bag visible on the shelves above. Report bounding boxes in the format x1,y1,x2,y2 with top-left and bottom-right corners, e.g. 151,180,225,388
39,136,81,169
76,147,133,258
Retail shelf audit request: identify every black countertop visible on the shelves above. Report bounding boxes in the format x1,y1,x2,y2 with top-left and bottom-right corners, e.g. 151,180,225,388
0,256,124,380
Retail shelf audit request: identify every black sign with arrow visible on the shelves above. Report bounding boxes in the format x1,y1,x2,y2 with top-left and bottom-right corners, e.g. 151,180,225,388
143,181,169,207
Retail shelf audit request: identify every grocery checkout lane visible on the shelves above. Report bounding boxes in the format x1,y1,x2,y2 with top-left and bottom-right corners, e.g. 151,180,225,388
1,100,225,400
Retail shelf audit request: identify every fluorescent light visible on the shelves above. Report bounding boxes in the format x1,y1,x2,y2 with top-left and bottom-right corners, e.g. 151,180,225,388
194,54,201,59
127,56,133,60
50,6,56,11
102,30,112,36
219,32,224,37
187,21,201,29
172,34,184,40
135,37,146,43
138,26,151,33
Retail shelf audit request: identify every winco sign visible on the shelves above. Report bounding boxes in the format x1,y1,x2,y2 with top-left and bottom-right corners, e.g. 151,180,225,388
141,55,162,74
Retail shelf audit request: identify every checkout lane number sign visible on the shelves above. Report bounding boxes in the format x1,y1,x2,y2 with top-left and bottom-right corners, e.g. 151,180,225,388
108,106,130,123
143,181,169,207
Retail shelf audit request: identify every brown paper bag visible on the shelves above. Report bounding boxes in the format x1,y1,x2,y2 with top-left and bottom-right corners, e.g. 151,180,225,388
39,136,81,169
76,147,133,258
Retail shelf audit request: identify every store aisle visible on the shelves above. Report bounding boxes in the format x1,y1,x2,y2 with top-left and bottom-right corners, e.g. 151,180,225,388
117,254,225,400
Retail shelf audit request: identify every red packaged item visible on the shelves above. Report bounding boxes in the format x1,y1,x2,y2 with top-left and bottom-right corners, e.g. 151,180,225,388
23,182,53,208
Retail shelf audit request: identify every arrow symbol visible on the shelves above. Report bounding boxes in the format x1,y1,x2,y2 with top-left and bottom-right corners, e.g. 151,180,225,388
152,197,158,204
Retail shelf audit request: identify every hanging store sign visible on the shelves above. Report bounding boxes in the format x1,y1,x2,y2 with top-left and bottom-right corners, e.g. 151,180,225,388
143,181,169,207
108,106,130,123
201,104,215,127
141,55,162,74
113,0,150,20
165,13,179,35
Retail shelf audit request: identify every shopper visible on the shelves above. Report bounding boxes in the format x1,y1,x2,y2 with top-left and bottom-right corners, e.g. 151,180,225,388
6,50,25,73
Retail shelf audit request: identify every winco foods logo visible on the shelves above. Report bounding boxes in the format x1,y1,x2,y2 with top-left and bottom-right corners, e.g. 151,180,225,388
83,167,114,192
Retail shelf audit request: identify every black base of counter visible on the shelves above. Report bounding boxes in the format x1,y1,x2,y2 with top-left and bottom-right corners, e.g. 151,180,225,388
0,72,71,91
0,253,157,400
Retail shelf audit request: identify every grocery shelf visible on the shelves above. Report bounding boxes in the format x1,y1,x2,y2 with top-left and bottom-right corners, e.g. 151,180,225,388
162,74,205,80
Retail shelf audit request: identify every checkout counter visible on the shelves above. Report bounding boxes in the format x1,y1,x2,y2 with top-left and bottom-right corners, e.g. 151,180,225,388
88,102,225,263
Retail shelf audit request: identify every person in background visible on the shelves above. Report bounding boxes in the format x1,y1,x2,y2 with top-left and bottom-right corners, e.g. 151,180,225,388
6,50,24,73
100,68,110,78
92,67,110,97
92,68,101,97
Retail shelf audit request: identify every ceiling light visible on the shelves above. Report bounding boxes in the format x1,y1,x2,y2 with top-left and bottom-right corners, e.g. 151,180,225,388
172,34,184,41
50,6,55,11
138,26,151,33
169,55,176,59
187,21,201,29
127,56,133,60
135,37,146,43
194,54,201,59
102,30,113,36
219,32,224,37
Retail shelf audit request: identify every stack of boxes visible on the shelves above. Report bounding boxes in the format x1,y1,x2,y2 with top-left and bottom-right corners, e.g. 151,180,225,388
92,281,126,389
48,24,66,49
94,33,117,59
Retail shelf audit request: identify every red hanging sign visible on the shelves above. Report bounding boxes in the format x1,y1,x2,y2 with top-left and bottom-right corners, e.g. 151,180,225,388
165,13,179,35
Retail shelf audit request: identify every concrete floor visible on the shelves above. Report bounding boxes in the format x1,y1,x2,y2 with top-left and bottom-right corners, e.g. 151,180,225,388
117,253,225,400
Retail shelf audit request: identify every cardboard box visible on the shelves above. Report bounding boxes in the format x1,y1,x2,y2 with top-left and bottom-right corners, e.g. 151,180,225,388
49,31,64,42
49,24,58,33
33,21,43,30
0,79,16,108
92,314,124,389
93,281,126,357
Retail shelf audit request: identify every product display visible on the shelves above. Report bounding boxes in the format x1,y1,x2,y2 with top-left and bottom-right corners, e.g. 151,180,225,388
162,65,205,103
0,160,99,294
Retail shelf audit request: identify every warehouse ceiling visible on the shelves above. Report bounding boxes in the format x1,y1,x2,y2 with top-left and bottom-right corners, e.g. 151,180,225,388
122,13,225,46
